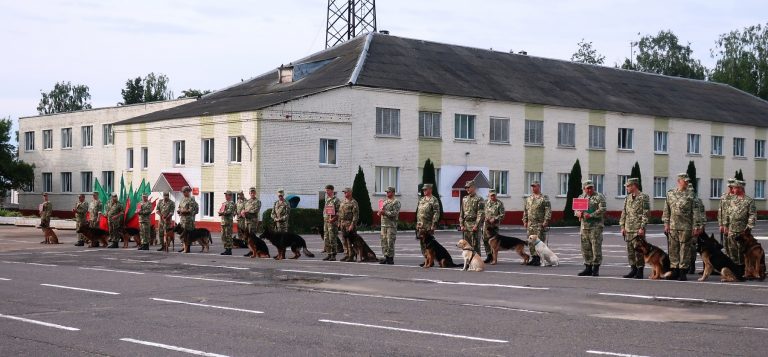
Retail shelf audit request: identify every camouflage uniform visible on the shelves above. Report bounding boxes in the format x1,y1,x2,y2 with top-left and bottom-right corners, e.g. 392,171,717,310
724,193,756,265
717,184,734,229
219,195,237,249
460,187,484,253
522,193,552,256
271,198,291,232
619,189,650,268
662,184,703,270
416,193,440,255
177,196,199,232
578,190,606,265
482,195,505,257
106,199,124,243
236,194,246,239
242,194,261,235
323,193,341,254
39,200,52,228
137,199,153,245
338,195,360,259
74,200,88,244
156,197,175,238
380,195,401,258
88,198,103,228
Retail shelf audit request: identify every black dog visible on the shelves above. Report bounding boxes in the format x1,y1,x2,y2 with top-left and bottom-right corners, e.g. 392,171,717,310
173,225,212,253
419,232,461,268
342,230,378,262
696,233,744,282
259,227,315,260
245,231,271,258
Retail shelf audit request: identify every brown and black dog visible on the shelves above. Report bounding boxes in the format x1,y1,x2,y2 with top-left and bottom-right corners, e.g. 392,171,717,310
173,225,212,253
40,227,60,244
634,237,671,280
245,231,271,258
161,223,176,253
696,233,742,282
122,227,142,248
418,231,462,268
735,230,767,281
487,231,530,265
312,225,344,253
259,227,314,260
343,230,378,262
76,223,108,247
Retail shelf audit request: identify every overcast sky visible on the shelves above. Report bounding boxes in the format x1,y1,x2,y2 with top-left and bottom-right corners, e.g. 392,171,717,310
2,0,767,137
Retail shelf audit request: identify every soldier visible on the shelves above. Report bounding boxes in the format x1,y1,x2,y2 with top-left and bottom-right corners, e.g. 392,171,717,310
219,191,237,255
618,178,649,279
416,183,440,262
176,186,199,252
155,192,175,251
73,194,88,246
38,192,52,229
137,193,152,250
662,173,703,281
236,191,246,242
459,180,484,253
322,184,341,261
377,186,400,265
338,187,360,262
576,180,606,277
271,189,290,232
88,191,103,229
240,187,261,257
688,180,705,274
482,189,505,263
522,180,551,266
718,178,736,239
106,193,124,249
724,180,756,278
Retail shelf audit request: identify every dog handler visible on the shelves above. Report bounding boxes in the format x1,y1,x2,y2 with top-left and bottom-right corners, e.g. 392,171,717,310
137,193,152,251
724,180,756,278
618,178,649,279
338,187,360,262
219,191,237,255
662,173,703,281
576,180,606,277
378,186,400,265
322,185,341,261
522,180,551,266
459,180,484,254
482,189,505,263
156,192,175,251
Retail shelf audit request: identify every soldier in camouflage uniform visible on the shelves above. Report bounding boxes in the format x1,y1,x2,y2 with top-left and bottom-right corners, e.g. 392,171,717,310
378,186,400,265
88,191,103,228
459,180,484,253
724,180,756,278
271,189,290,232
522,180,551,266
235,191,246,242
662,173,704,281
106,193,124,249
576,180,606,277
687,181,706,274
240,187,261,257
176,186,199,252
73,194,89,246
322,185,341,261
416,183,441,260
338,187,360,262
618,178,649,279
219,191,237,255
137,194,152,250
482,189,505,263
155,192,175,251
38,192,52,228
718,178,736,236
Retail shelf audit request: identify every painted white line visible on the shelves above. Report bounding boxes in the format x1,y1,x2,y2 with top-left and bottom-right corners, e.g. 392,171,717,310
303,288,426,302
485,270,768,288
119,338,229,357
599,292,768,307
164,275,253,285
586,350,651,357
0,278,11,281
1,261,57,267
79,267,145,275
743,327,768,331
183,263,249,270
320,319,507,343
461,303,545,314
40,283,120,295
412,278,548,290
122,259,160,264
150,298,263,314
0,313,80,331
280,269,368,277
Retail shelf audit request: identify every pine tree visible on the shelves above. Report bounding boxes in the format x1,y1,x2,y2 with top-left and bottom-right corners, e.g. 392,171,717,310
629,162,643,191
735,169,744,181
686,161,698,193
563,159,583,222
352,166,373,226
419,159,443,221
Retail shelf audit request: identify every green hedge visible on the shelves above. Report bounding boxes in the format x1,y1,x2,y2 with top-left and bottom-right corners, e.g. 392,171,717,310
261,208,324,234
0,209,22,217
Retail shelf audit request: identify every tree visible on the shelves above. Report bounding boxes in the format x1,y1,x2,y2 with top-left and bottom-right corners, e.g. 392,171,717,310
352,166,373,226
571,39,606,65
563,159,583,222
735,169,744,181
418,159,443,221
630,161,643,192
710,23,768,100
37,81,92,114
621,30,707,79
686,161,698,193
178,89,212,99
0,118,35,201
120,77,144,105
119,73,173,105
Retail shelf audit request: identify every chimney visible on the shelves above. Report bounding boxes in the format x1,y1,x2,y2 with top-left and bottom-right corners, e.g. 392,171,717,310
518,50,528,55
278,64,294,83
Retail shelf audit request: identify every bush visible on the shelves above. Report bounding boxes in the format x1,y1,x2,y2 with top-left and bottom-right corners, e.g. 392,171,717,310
261,208,323,234
0,209,22,217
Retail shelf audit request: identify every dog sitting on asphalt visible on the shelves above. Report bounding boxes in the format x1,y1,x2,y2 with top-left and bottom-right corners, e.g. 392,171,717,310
456,239,484,272
259,227,315,260
40,226,60,244
735,229,767,281
245,230,271,258
418,232,461,268
487,231,529,265
696,233,743,282
76,223,108,247
342,230,378,262
122,227,142,248
634,237,671,280
528,235,559,266
173,225,211,253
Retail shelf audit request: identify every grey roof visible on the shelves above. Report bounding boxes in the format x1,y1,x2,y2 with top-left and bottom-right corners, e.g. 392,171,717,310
117,33,768,127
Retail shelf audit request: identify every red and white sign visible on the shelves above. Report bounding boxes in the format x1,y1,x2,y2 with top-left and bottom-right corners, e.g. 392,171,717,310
378,199,384,210
192,187,200,195
572,198,589,211
324,206,336,216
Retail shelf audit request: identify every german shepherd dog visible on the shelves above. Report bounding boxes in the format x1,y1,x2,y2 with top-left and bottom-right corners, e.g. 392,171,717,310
244,230,271,258
696,233,743,282
259,227,314,260
162,222,176,253
173,225,212,253
735,230,767,281
634,237,671,280
40,227,60,244
312,225,344,253
76,223,108,247
122,227,142,248
487,231,530,265
418,232,461,268
343,230,378,262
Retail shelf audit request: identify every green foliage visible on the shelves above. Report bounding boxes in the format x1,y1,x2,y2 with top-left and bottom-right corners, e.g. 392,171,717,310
0,118,34,199
120,77,144,105
686,161,698,193
352,166,373,226
630,162,643,192
621,30,707,79
735,169,744,181
417,159,443,221
120,73,173,105
261,208,323,234
571,39,605,65
178,89,212,98
563,159,583,222
0,209,22,217
37,81,92,114
710,23,768,100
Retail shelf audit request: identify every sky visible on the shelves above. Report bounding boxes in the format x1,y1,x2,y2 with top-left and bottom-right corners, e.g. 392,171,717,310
2,0,767,140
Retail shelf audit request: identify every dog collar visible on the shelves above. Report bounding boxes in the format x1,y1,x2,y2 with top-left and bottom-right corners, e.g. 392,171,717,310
534,240,543,247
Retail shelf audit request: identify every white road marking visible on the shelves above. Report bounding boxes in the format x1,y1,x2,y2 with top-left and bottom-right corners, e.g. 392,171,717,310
280,269,368,277
150,298,263,314
0,313,80,331
599,292,768,307
40,283,120,295
319,319,508,343
122,259,161,264
485,270,768,288
586,350,651,357
412,278,548,290
461,303,545,314
1,261,57,267
0,278,10,281
79,267,145,275
164,275,253,285
119,338,230,357
183,263,249,270
743,327,768,331
302,288,426,302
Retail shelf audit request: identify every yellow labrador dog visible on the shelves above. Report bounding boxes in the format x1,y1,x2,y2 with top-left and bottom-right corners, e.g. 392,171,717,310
456,239,484,272
528,235,559,266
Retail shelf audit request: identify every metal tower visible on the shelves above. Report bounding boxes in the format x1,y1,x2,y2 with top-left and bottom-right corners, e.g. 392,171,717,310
325,0,377,48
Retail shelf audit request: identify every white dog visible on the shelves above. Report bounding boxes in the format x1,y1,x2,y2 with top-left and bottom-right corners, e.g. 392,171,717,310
528,235,559,267
456,239,485,272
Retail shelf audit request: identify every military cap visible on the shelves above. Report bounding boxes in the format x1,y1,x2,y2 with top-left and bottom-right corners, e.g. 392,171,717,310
181,186,192,193
237,190,244,196
624,177,639,187
163,191,170,197
676,173,689,180
249,187,256,192
727,178,736,187
92,191,100,195
385,186,396,193
224,191,232,195
488,189,497,195
141,193,148,197
325,184,334,190
277,189,285,195
111,193,118,197
422,183,433,190
530,180,541,186
342,187,352,193
464,180,476,188
582,180,594,188
734,180,746,188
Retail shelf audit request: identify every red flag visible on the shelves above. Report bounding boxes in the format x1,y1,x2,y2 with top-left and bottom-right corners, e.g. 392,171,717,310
99,215,108,231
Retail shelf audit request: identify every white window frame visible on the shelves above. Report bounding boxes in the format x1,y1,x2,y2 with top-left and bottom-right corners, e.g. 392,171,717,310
755,180,766,199
557,123,576,148
126,148,134,170
228,136,243,163
375,107,400,137
617,175,629,197
24,131,35,151
755,139,766,159
102,171,114,193
653,177,667,198
588,125,605,149
733,137,745,157
654,131,668,153
42,129,53,150
710,178,723,199
711,135,723,156
525,172,543,195
81,125,93,148
687,133,700,154
201,192,215,218
489,117,510,143
557,173,569,196
454,114,476,140
589,174,605,194
81,172,92,193
61,128,72,149
489,170,509,196
375,166,400,194
202,138,214,165
418,111,441,138
61,172,72,192
141,147,148,169
319,138,337,165
102,124,113,146
42,172,53,192
173,140,186,166
524,120,544,146
618,128,633,150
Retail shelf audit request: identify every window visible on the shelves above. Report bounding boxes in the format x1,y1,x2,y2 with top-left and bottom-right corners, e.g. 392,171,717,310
61,172,72,192
558,173,570,196
42,173,53,192
733,137,745,157
557,123,575,147
173,140,186,166
24,131,34,151
588,125,605,149
126,148,134,170
24,181,34,193
202,138,214,164
81,172,92,192
201,192,214,218
81,126,93,147
618,128,633,150
589,174,605,194
617,175,629,197
489,170,508,195
43,129,53,150
418,111,441,138
102,124,113,146
141,147,148,169
228,136,242,163
375,107,400,137
654,131,668,153
710,179,723,199
525,172,542,194
375,166,399,193
61,128,72,149
489,117,510,143
653,177,667,198
755,180,766,199
687,134,700,154
524,120,544,145
756,140,766,159
319,138,337,165
454,114,476,140
102,171,114,193
711,136,723,156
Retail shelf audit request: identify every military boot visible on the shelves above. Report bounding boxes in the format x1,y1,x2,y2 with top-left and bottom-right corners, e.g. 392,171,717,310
634,267,644,279
328,254,336,261
577,264,593,276
678,269,687,281
221,248,232,255
322,254,333,261
340,255,351,262
387,257,394,265
622,266,638,278
379,256,389,264
484,253,493,264
138,244,149,250
666,268,679,280
74,241,85,247
528,256,541,266
157,245,166,251
591,264,600,277
108,242,119,249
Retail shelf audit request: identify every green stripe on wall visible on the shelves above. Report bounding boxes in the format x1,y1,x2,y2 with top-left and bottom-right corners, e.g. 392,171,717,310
201,116,214,191
524,104,545,173
525,104,543,120
418,94,442,167
653,117,669,210
228,113,242,190
588,111,606,174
